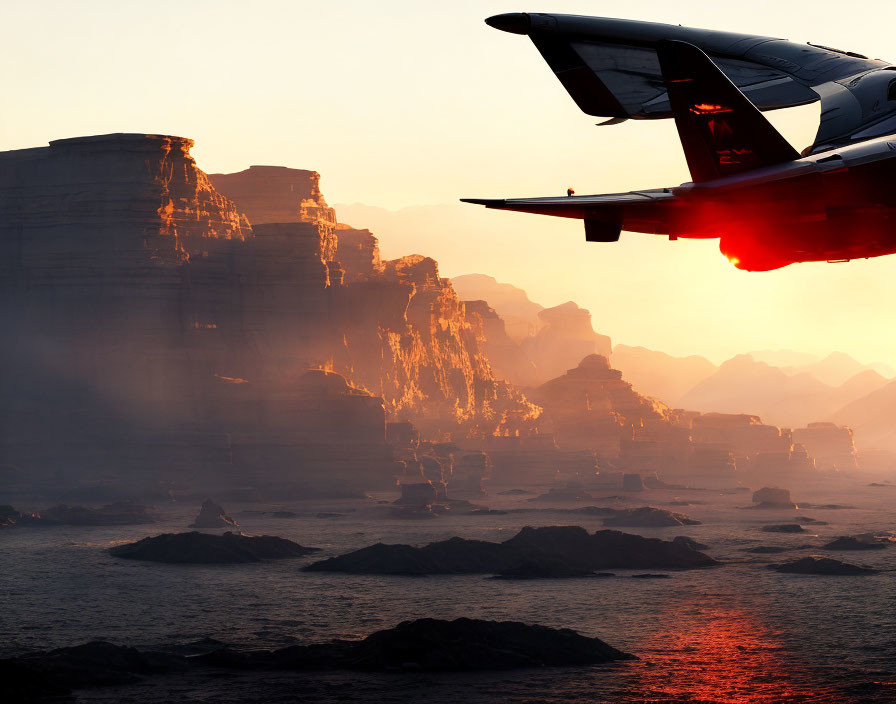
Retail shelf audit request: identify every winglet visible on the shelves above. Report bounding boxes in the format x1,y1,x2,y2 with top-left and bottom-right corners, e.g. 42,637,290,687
657,40,800,182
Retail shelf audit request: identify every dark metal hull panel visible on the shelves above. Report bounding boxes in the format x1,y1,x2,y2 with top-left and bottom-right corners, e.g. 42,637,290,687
493,12,895,147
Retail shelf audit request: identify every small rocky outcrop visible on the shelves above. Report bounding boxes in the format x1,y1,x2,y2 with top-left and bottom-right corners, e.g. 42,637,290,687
770,556,878,575
622,473,645,492
109,531,319,564
0,619,634,698
527,486,595,502
823,536,891,550
303,525,718,575
751,487,796,509
20,501,157,526
761,524,805,533
395,482,437,506
745,545,812,554
0,505,41,528
189,500,238,529
602,507,701,528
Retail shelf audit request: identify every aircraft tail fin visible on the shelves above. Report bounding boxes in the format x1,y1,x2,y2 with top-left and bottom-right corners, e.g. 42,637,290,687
657,40,800,183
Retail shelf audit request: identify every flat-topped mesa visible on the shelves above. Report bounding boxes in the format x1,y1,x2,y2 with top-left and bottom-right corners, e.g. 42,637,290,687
335,224,383,283
0,134,249,267
208,165,334,227
792,422,858,471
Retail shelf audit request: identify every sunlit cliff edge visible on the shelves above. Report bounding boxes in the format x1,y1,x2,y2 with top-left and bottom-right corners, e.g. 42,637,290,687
0,133,887,502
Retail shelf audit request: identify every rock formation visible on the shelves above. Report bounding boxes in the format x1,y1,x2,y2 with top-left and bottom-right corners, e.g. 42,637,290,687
521,302,612,384
109,531,319,563
0,135,539,499
770,557,878,575
450,274,544,341
601,507,701,527
0,502,155,527
791,423,858,471
751,487,796,509
0,505,42,528
761,524,805,533
303,525,718,574
189,500,238,529
529,354,672,457
463,300,540,386
0,619,634,699
823,535,891,550
37,502,157,526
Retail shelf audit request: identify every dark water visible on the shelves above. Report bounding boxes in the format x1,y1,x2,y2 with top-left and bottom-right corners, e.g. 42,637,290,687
2,477,895,703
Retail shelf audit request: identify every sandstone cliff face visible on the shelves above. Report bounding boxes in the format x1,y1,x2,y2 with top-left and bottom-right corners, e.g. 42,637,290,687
451,274,543,341
205,164,539,438
521,302,613,385
463,300,540,388
0,136,537,497
209,165,332,226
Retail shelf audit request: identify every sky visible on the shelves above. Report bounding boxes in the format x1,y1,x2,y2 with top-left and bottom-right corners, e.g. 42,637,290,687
3,1,896,365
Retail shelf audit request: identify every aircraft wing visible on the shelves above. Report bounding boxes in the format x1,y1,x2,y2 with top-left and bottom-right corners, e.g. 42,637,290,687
486,13,892,147
461,189,678,240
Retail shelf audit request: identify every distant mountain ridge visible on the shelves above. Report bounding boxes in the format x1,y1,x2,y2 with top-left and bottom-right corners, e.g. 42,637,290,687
830,380,896,451
610,345,717,407
451,274,893,434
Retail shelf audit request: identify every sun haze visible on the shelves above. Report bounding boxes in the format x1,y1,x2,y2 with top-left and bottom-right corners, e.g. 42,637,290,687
3,0,895,364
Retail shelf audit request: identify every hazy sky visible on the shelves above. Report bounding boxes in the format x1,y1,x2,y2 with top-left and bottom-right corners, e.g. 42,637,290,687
3,1,896,364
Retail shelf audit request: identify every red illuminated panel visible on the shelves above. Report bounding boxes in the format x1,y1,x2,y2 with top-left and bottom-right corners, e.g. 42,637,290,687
690,103,733,115
717,148,755,165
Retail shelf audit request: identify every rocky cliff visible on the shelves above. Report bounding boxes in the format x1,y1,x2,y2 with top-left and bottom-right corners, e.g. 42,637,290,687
529,354,671,457
0,134,536,498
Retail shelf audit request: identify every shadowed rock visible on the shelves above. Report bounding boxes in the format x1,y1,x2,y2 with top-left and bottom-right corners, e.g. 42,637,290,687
770,556,878,575
335,618,635,670
201,617,635,672
744,545,813,554
28,501,157,526
0,641,185,700
303,525,718,575
0,505,42,528
602,507,700,527
761,524,805,533
0,619,634,698
109,531,319,564
823,536,891,550
527,486,595,502
190,499,239,529
751,487,796,509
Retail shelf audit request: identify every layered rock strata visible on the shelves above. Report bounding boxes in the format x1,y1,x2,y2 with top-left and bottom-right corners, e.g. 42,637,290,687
0,135,538,497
